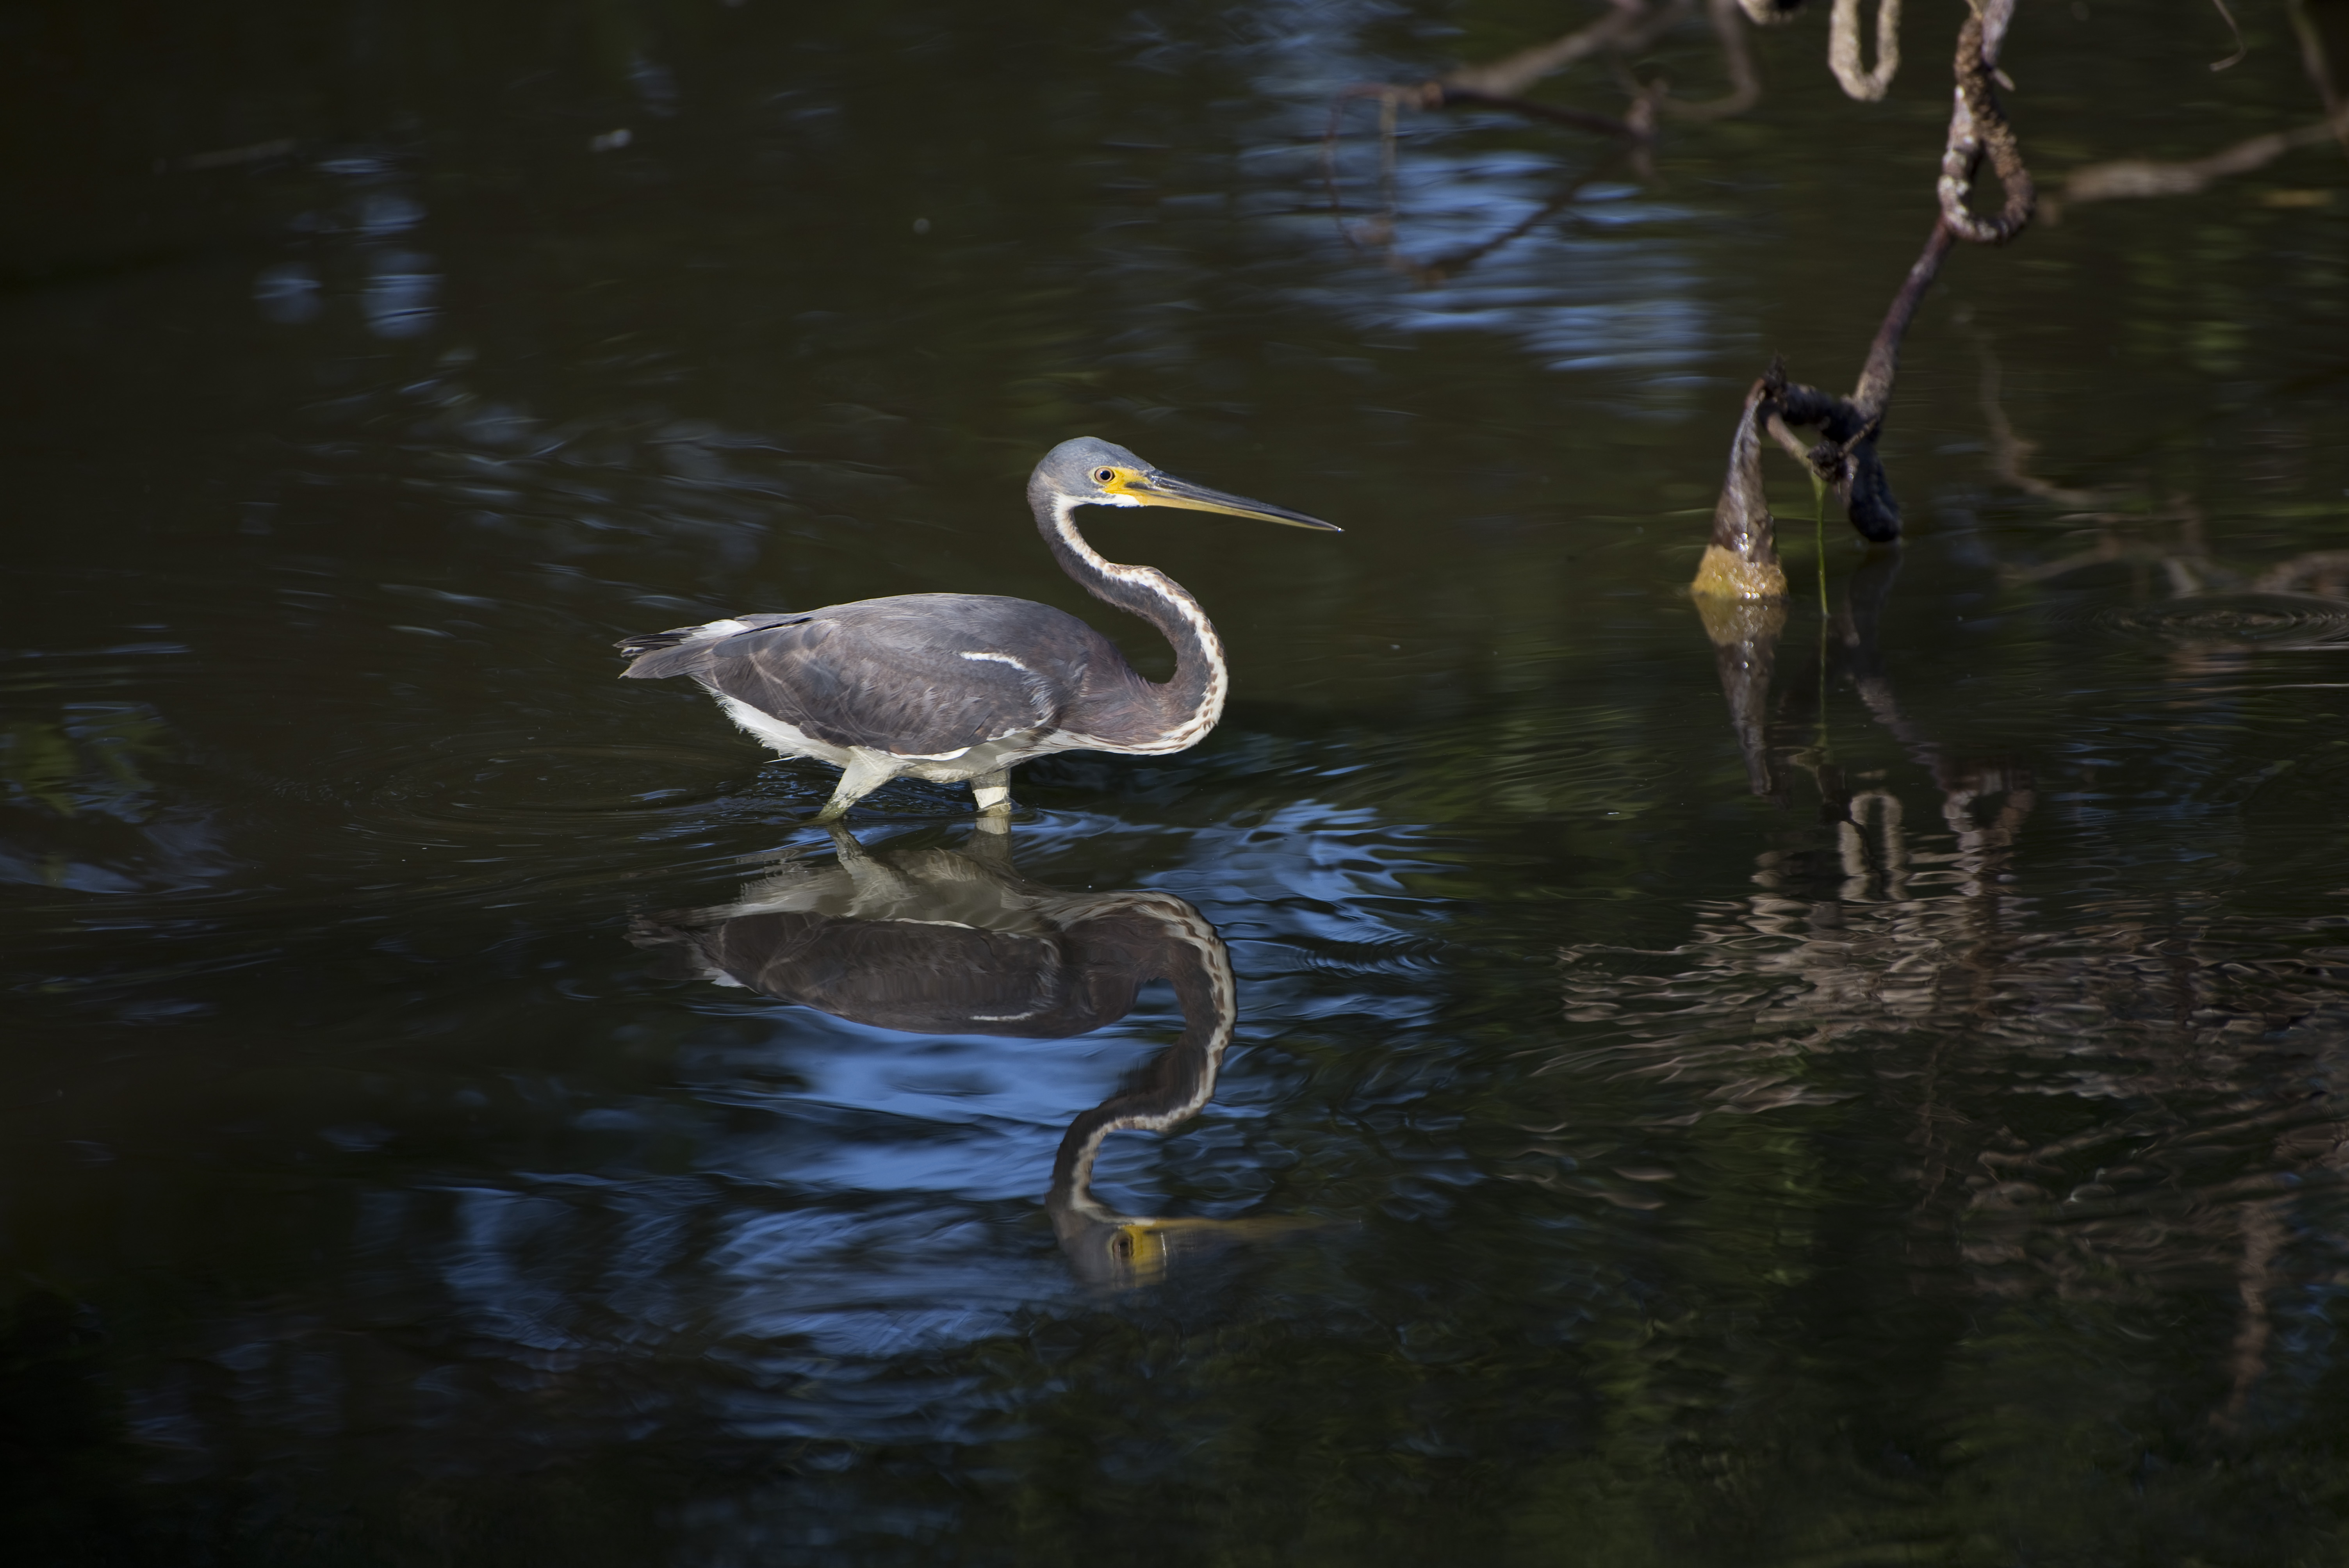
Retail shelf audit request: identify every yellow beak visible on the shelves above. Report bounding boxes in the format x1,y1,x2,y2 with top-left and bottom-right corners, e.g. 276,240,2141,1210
1115,469,1342,532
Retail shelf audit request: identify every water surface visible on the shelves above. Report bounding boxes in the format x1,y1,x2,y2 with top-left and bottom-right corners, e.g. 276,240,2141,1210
6,2,2349,1562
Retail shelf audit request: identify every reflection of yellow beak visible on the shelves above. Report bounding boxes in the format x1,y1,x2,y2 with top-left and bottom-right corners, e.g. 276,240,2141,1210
1107,1215,1329,1285
1105,468,1342,532
1111,1222,1174,1283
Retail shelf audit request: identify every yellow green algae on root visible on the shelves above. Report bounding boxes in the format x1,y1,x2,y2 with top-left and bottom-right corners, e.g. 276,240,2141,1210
1691,543,1788,604
1691,587,1788,650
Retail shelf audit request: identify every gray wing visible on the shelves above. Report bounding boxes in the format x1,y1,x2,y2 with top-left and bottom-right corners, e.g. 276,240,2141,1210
617,593,1128,757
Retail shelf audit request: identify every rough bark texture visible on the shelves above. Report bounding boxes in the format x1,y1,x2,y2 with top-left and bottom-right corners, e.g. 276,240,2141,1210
1695,0,2030,593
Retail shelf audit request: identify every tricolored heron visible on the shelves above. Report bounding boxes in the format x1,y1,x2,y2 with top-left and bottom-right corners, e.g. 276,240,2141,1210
615,437,1339,820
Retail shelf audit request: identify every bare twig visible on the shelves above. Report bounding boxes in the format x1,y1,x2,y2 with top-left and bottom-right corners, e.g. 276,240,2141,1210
2254,551,2349,595
2051,107,2349,212
1696,0,2034,593
1392,131,1649,285
1829,0,1902,101
163,137,298,173
1695,373,1792,600
1994,499,2211,587
2208,0,2248,72
2288,0,2348,159
1323,0,1804,280
2048,0,2345,216
1698,213,1956,590
1320,78,1650,271
1850,218,1957,424
1660,0,1766,120
1433,84,1646,141
1693,591,1789,798
1938,4,2034,245
1320,3,1683,271
1440,0,1693,99
2214,1198,2284,1431
1976,339,2112,507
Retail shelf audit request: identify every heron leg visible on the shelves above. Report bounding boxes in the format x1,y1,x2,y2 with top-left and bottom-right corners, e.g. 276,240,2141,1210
970,768,1014,815
824,823,920,904
966,814,1014,861
812,750,900,823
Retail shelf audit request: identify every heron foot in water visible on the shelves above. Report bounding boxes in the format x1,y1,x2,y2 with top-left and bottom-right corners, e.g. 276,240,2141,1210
806,763,1016,827
811,749,901,822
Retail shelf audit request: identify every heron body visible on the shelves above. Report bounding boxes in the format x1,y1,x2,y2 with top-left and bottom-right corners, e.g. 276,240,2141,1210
617,437,1338,820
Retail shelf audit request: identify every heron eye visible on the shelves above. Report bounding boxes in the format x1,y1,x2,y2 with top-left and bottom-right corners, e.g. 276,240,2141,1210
1094,468,1117,485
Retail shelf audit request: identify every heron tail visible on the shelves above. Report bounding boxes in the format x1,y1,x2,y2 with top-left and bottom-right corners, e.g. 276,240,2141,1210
615,613,806,679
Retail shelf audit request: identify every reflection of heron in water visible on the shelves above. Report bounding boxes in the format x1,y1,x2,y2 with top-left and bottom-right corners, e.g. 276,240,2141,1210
615,438,1338,822
633,823,1308,1286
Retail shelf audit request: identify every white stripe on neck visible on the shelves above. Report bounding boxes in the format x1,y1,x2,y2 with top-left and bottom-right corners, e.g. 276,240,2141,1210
1050,494,1229,753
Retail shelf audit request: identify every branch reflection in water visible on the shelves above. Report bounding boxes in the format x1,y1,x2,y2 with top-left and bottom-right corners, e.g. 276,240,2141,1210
633,822,1310,1289
1613,549,2349,1427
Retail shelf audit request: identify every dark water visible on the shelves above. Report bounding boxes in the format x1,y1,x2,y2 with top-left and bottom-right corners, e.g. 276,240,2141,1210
7,1,2349,1561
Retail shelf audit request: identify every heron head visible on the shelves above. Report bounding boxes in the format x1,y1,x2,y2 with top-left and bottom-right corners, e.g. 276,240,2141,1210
1034,437,1341,532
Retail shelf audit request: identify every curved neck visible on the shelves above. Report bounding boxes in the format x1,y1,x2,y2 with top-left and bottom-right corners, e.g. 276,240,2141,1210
1046,893,1235,1232
1032,487,1228,751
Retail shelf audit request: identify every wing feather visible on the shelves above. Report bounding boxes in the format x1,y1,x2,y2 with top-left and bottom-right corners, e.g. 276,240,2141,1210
618,594,1127,758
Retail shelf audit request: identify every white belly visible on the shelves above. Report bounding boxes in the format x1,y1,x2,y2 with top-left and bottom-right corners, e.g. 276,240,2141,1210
711,692,856,767
711,689,1067,784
